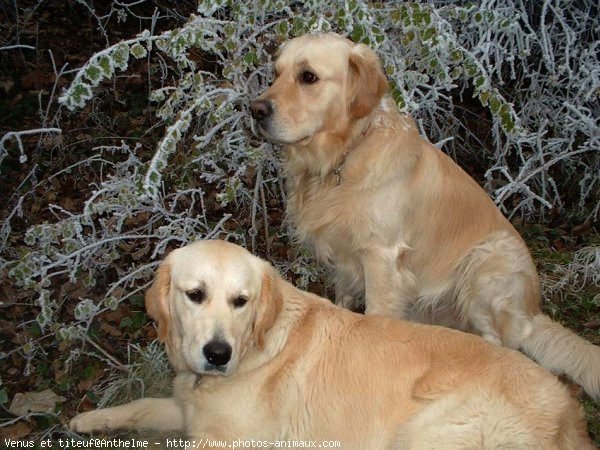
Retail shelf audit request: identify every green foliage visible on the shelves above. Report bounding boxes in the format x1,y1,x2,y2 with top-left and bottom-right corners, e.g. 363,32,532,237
57,0,536,206
119,312,147,330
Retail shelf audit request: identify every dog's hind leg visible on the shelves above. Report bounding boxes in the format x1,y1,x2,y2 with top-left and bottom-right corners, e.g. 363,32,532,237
465,269,600,400
462,272,535,349
360,243,418,319
453,232,541,349
393,388,595,450
458,232,600,400
70,397,184,433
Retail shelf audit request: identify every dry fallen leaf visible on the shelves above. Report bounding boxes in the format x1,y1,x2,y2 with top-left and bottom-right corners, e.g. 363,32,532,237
584,320,600,329
0,421,31,440
21,70,54,89
8,389,66,416
99,321,122,338
0,77,15,94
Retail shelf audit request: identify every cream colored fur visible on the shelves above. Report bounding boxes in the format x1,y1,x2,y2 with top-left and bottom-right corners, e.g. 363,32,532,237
70,240,593,449
253,33,600,399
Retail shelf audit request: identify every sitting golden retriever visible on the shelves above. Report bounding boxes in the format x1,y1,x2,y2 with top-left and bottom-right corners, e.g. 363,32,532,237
70,240,593,449
250,33,600,399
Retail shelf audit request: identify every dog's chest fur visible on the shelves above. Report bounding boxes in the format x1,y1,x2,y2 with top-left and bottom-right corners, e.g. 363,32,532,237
284,112,421,265
286,167,400,265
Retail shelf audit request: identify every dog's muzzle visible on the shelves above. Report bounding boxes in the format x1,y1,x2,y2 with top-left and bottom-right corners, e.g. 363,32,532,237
250,99,274,138
250,99,273,122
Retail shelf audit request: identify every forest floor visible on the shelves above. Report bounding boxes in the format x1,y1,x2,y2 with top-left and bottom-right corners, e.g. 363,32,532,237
1,1,599,446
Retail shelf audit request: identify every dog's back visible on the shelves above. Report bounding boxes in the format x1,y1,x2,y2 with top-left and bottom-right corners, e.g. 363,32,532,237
395,385,592,450
284,297,593,449
386,321,593,449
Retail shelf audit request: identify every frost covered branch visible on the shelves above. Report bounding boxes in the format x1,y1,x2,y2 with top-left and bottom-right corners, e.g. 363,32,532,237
0,128,62,165
3,0,599,388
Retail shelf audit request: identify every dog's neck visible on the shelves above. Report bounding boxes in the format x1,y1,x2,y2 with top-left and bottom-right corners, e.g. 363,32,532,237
237,280,330,375
284,110,378,183
283,98,419,190
332,120,372,185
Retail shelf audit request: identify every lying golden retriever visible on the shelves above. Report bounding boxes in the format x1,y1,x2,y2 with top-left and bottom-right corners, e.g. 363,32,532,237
250,33,600,399
70,240,593,449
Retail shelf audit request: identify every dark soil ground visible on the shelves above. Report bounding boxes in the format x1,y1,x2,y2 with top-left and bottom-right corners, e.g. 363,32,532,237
1,1,599,447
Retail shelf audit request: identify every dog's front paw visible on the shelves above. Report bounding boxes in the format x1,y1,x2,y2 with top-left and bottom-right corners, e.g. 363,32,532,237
70,409,117,433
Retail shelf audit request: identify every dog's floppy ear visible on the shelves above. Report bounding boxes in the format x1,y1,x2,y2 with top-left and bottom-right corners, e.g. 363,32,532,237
253,266,283,351
145,262,171,342
348,44,388,118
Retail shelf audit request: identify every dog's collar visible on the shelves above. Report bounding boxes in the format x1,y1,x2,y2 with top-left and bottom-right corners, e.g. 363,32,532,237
332,122,371,185
332,153,349,185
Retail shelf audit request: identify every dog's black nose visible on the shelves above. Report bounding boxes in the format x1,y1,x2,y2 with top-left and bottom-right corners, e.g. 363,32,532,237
203,340,232,366
250,99,273,121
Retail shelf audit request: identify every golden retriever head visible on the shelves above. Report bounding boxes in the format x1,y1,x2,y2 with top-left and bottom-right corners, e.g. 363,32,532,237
250,33,388,147
145,240,281,376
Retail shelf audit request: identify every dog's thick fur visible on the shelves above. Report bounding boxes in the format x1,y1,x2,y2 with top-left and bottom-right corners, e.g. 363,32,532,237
251,33,600,399
70,240,593,449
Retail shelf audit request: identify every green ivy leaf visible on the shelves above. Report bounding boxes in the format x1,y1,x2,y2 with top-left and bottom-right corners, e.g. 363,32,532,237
243,51,258,66
351,24,365,43
68,83,93,109
402,31,415,46
422,27,436,41
479,90,489,105
502,114,516,133
106,296,119,311
113,43,130,70
465,61,478,76
490,97,501,113
391,87,405,109
130,42,148,59
84,65,102,86
130,294,145,307
277,21,289,37
292,16,306,36
98,56,113,77
423,11,432,25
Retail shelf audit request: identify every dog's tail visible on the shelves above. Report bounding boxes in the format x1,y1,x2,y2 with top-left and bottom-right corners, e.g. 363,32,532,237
521,313,600,401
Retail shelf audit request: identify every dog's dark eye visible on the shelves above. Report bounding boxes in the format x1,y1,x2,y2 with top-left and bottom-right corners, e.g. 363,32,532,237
187,289,206,304
232,295,248,308
300,70,318,84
